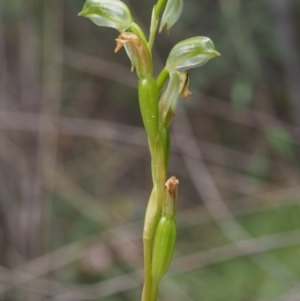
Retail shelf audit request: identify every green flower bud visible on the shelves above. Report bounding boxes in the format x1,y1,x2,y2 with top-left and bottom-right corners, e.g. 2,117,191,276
151,176,178,299
152,216,176,282
166,36,220,72
159,0,183,34
78,0,133,32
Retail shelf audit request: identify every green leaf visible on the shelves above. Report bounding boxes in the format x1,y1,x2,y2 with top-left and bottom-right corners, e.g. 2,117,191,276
78,0,133,32
166,36,220,72
159,0,183,33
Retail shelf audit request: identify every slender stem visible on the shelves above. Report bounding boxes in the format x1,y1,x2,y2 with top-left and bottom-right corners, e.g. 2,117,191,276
149,0,167,51
140,3,169,299
142,187,156,301
142,133,166,301
148,7,158,51
142,185,162,301
150,281,159,301
142,236,152,301
159,126,171,170
156,68,169,94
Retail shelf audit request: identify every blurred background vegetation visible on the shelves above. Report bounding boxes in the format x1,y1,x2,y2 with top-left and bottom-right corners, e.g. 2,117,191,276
0,0,300,300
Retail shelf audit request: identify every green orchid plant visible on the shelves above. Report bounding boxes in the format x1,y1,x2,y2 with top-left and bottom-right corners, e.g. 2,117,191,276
78,0,220,300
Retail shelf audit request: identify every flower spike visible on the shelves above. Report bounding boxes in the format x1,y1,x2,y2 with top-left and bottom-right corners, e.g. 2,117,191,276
166,36,220,72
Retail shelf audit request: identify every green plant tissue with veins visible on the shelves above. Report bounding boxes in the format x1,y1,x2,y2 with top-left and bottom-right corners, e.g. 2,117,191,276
78,0,219,300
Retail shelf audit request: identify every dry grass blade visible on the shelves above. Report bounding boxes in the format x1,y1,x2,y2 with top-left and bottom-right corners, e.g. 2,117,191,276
173,108,298,286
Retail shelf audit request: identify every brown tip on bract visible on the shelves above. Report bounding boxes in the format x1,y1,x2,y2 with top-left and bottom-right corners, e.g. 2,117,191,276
180,72,191,103
182,90,192,103
215,51,221,57
114,39,123,53
165,176,179,197
78,12,83,16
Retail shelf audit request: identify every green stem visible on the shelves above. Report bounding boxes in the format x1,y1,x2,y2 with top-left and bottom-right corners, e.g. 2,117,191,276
142,186,157,301
159,126,171,170
142,179,165,301
150,281,159,301
148,7,158,51
142,236,153,301
136,6,169,297
148,0,168,50
142,131,166,300
156,68,169,94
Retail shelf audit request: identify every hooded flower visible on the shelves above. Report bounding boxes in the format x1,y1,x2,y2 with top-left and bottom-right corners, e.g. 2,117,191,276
78,0,133,32
159,36,220,121
166,36,220,72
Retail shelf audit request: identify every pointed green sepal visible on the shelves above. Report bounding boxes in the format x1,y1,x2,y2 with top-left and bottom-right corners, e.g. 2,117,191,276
159,71,190,120
78,0,133,32
166,36,220,72
159,71,181,118
159,0,183,33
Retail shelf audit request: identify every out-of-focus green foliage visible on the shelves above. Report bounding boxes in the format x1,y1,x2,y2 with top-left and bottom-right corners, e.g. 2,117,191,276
266,126,295,158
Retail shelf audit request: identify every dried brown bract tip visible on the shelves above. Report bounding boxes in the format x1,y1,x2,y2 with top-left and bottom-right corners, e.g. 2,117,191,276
165,176,179,197
181,88,192,103
180,72,192,103
114,32,141,53
114,32,152,78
